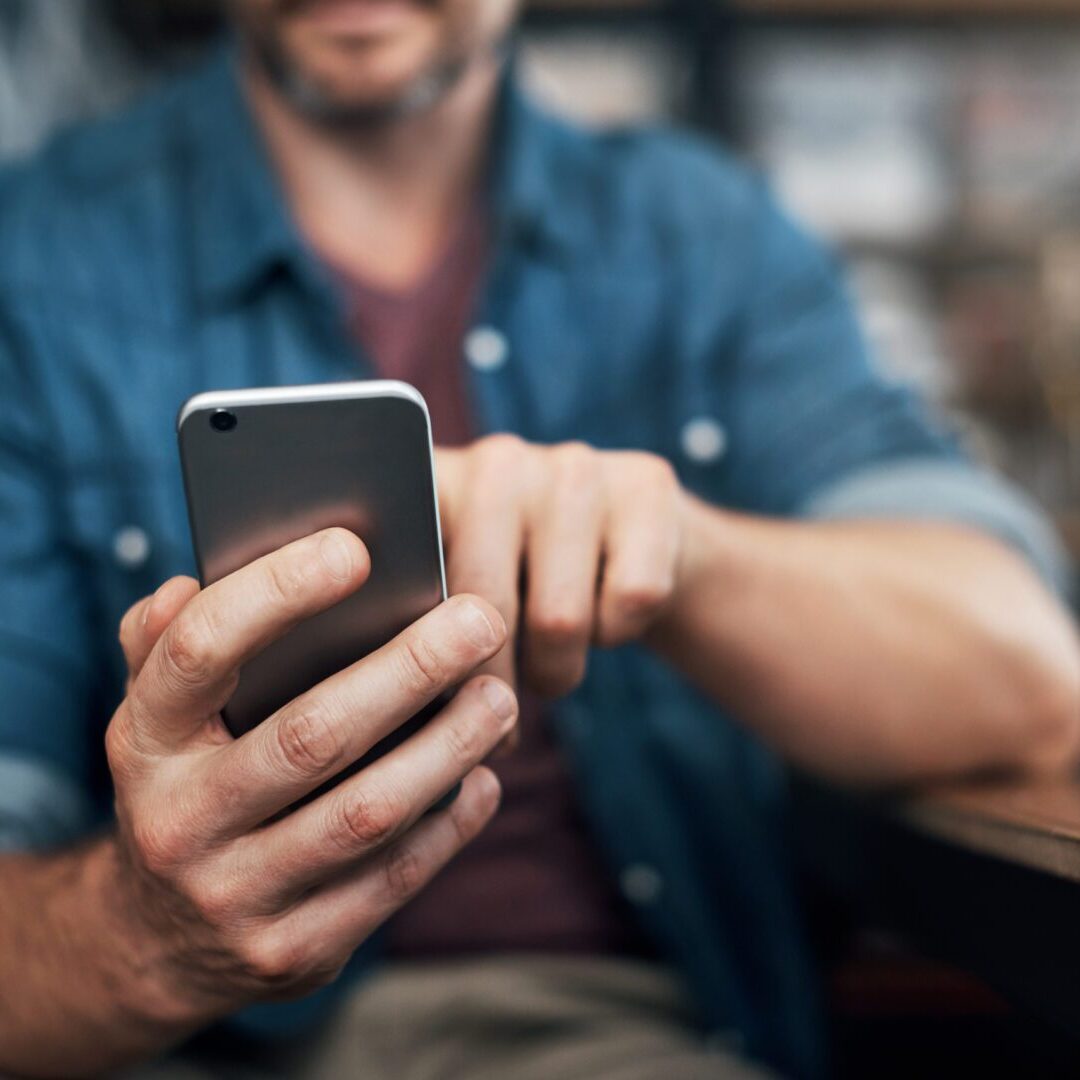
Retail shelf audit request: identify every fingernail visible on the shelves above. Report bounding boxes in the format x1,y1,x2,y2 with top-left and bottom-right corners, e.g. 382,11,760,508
481,679,517,724
142,581,165,629
320,530,355,581
458,599,500,649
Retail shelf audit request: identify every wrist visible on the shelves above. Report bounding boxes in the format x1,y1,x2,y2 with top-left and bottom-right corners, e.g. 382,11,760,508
649,492,736,645
676,491,743,606
93,835,208,1034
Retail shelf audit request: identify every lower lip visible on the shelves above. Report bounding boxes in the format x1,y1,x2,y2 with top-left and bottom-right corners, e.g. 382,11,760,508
295,0,418,36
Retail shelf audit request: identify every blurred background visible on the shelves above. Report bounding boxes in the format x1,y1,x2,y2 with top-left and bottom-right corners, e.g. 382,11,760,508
3,0,1078,587
5,3,1080,1073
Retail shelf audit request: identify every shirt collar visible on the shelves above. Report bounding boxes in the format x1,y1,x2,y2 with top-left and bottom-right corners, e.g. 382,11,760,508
488,62,591,260
181,42,586,308
183,43,310,307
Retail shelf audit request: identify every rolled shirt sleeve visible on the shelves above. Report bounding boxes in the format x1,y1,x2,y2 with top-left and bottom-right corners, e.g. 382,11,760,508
0,755,96,852
801,459,1073,599
722,183,1072,598
0,300,104,850
724,187,959,513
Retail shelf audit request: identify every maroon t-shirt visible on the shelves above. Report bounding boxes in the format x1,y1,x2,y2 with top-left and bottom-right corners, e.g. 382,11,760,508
330,209,649,957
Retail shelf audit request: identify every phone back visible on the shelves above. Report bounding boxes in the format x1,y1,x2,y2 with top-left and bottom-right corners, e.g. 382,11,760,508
178,382,446,738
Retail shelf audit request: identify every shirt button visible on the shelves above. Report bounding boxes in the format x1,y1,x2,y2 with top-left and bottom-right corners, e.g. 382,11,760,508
464,326,509,372
680,417,727,464
112,526,151,570
619,862,664,907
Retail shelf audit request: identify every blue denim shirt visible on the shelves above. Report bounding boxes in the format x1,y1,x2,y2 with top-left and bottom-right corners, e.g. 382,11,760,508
0,45,1066,1076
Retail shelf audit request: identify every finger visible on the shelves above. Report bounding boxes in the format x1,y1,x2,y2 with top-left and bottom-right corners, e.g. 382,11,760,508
205,594,508,833
268,766,502,967
120,577,200,690
595,457,681,647
129,528,370,747
521,445,604,698
440,439,529,694
231,676,517,906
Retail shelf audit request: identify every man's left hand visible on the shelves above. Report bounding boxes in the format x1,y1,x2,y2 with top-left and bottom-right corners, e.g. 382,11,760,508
436,436,688,700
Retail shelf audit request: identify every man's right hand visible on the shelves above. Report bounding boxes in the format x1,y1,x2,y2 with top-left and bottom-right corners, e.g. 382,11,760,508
104,527,515,1029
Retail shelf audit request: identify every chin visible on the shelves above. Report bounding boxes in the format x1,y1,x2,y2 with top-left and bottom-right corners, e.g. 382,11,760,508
279,23,446,115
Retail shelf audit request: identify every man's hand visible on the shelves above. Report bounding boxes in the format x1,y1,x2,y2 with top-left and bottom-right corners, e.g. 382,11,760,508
103,527,516,1032
437,434,1080,785
437,436,687,699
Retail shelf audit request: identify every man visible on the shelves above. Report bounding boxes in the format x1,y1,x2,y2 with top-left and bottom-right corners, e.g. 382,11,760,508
0,2,1077,1077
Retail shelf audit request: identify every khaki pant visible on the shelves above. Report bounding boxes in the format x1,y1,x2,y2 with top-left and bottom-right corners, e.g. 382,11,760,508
129,955,772,1080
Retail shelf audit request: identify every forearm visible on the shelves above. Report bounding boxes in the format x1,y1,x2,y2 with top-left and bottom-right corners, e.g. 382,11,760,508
650,497,1080,786
0,837,197,1078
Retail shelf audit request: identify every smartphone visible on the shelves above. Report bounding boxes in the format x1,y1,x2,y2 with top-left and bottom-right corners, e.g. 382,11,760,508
177,380,451,789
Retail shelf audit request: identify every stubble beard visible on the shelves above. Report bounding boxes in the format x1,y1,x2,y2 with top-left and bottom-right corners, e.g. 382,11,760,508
246,24,499,132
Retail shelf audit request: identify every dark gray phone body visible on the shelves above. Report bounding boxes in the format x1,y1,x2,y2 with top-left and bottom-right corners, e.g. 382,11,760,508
177,381,447,751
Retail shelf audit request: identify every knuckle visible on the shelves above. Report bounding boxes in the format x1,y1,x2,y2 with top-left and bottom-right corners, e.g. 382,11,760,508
443,710,492,769
644,451,678,485
263,555,311,608
613,575,674,619
118,605,139,653
274,702,344,780
530,604,589,648
238,929,307,987
129,815,191,877
188,873,240,927
623,449,676,483
553,440,595,476
476,434,529,478
104,709,135,775
160,611,216,690
383,844,426,905
335,787,402,853
398,631,449,697
480,432,525,457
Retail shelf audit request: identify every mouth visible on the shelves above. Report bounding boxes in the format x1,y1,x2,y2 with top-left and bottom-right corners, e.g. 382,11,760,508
283,0,424,38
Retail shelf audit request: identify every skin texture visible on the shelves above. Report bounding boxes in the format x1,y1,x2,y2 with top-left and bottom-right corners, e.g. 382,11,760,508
0,531,517,1075
435,437,1080,783
237,0,520,289
436,439,685,701
3,2,1080,1075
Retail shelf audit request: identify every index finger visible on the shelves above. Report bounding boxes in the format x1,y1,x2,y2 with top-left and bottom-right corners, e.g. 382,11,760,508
119,577,201,690
129,528,370,747
442,487,524,752
440,470,523,688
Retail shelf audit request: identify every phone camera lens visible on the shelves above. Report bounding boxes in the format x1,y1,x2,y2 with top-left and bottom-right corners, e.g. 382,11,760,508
210,409,237,433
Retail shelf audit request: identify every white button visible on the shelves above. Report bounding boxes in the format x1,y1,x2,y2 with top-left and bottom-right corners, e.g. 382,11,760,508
113,526,151,569
619,863,664,906
464,326,509,372
680,417,727,464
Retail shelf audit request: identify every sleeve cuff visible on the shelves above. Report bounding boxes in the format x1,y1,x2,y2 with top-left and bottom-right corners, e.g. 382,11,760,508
0,754,96,852
800,458,1074,600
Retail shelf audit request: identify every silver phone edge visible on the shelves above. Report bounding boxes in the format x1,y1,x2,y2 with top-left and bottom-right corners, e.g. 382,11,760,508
176,380,448,602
